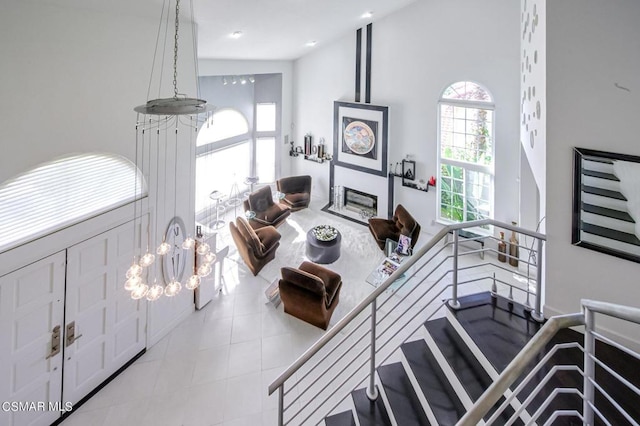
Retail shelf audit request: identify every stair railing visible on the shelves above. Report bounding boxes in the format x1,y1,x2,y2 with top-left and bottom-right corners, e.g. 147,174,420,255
268,219,546,425
458,299,640,425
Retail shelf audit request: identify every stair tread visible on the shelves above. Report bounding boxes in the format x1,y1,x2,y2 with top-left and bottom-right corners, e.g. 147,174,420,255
377,363,431,426
582,185,628,200
425,317,523,425
450,293,542,371
582,169,620,181
325,411,356,426
402,339,465,426
582,202,635,222
352,388,392,426
581,221,640,246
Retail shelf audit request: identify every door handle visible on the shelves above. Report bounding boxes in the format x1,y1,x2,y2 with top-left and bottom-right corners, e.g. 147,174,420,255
45,325,61,359
66,321,83,347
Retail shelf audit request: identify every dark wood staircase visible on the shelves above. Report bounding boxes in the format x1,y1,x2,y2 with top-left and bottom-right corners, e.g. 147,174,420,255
324,292,640,425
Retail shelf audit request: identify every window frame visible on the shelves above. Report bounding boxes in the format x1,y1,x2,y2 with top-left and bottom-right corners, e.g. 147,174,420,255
437,82,496,228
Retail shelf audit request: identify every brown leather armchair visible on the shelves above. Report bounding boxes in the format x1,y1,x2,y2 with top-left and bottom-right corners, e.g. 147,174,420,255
276,175,312,211
229,217,281,276
243,186,291,230
368,204,421,251
279,261,342,330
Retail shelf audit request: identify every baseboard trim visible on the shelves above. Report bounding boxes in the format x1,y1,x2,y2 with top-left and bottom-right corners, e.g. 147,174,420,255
51,348,146,426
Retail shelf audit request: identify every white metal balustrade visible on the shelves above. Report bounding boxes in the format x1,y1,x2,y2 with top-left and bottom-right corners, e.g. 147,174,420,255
459,300,640,425
268,219,546,425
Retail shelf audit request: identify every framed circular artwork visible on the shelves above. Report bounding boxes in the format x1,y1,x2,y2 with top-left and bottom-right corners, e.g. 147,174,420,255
343,121,375,155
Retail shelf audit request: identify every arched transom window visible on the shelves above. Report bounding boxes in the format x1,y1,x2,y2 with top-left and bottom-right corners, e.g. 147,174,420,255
0,153,147,252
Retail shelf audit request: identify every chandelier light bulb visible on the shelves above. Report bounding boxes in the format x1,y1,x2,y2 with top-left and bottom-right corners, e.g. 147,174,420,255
125,276,142,291
196,242,210,255
146,284,164,301
204,252,216,264
131,283,149,300
164,280,182,297
185,274,201,290
126,263,143,278
182,237,196,250
139,252,156,267
197,263,213,277
157,242,171,255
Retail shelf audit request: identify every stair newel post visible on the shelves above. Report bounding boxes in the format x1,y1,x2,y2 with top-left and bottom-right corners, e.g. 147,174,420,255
532,238,544,322
583,305,596,426
449,229,461,309
366,299,379,401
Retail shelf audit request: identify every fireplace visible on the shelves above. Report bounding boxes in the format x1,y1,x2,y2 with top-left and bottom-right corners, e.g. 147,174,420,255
344,187,377,216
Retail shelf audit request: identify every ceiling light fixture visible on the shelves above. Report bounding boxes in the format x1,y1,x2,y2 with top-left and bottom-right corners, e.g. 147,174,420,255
230,31,243,39
306,40,317,47
127,0,215,301
361,11,374,19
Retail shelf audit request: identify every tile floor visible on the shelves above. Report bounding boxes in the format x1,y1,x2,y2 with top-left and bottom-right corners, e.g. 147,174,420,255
61,203,533,426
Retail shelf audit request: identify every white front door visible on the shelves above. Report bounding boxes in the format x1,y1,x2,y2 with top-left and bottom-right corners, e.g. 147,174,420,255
0,251,66,426
62,218,147,406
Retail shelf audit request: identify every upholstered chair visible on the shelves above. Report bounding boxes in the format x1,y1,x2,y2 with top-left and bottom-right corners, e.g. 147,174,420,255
276,175,312,211
229,217,281,276
368,204,421,251
278,261,342,330
243,185,291,230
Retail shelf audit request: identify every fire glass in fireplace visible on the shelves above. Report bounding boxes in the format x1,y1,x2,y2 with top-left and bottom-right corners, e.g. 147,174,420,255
344,187,377,217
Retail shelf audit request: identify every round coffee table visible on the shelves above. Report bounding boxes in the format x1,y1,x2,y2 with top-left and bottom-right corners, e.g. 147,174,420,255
306,226,341,264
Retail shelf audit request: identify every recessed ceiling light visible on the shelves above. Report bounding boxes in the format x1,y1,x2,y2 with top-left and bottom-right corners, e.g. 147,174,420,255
230,31,243,39
361,11,373,19
306,40,317,47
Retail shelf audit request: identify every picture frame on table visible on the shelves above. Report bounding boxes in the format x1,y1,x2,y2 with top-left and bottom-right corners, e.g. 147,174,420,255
571,147,640,264
333,101,389,177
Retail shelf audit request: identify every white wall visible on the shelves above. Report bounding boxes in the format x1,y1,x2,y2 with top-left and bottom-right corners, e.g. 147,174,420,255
293,0,521,233
545,0,640,345
0,2,196,346
520,0,547,229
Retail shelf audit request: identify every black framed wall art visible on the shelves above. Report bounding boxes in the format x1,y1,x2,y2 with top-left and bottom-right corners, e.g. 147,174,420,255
572,147,640,263
333,101,388,176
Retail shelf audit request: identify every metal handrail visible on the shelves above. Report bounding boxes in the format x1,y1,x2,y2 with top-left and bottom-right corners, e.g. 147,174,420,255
459,299,640,425
457,313,585,426
582,299,640,325
268,219,545,396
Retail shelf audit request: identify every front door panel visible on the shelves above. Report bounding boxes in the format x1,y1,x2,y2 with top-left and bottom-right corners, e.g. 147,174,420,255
63,218,147,406
0,251,66,426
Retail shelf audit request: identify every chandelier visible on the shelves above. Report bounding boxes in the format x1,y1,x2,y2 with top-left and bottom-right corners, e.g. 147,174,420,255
125,0,215,301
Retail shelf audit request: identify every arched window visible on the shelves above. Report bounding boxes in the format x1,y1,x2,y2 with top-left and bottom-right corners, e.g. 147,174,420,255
0,153,146,252
438,81,494,225
196,108,249,146
195,108,251,215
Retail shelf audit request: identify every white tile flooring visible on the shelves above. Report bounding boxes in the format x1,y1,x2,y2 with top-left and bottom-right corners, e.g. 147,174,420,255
61,205,533,426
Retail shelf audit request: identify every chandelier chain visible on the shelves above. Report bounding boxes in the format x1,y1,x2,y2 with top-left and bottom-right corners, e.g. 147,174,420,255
173,0,180,98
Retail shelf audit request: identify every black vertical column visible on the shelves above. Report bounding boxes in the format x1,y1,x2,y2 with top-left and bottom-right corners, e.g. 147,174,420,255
365,23,373,103
355,29,362,103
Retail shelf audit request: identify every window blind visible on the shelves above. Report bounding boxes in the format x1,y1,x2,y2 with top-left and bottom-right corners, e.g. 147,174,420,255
0,153,147,253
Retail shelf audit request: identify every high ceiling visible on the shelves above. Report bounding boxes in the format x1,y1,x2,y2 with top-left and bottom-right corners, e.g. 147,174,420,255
193,0,417,60
34,0,417,61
